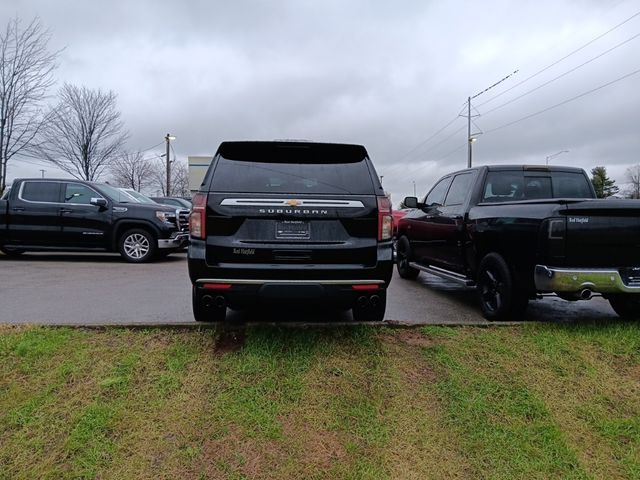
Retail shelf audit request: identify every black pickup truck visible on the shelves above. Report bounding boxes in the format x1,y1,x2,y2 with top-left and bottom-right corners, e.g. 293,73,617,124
0,178,188,262
397,165,640,320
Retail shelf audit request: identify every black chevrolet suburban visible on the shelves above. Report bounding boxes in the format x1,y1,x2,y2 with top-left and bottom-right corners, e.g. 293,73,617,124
0,178,188,262
188,141,394,322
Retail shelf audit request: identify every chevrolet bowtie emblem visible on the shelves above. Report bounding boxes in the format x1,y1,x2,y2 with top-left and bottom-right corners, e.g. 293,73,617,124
287,199,300,207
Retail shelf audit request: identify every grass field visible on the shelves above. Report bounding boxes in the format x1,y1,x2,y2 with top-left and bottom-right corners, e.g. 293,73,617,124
1,322,639,479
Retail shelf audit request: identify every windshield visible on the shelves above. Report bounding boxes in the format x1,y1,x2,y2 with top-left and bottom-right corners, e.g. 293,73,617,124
122,189,157,204
94,184,137,203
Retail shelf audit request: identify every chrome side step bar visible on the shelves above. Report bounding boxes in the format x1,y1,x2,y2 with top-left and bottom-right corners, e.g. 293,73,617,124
409,262,476,287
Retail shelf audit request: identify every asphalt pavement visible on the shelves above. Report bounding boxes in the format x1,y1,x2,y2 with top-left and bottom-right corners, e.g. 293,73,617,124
0,251,619,326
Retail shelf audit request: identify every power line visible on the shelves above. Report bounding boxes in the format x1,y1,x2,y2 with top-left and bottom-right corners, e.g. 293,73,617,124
393,115,461,164
138,141,164,153
484,66,640,134
482,31,640,116
477,9,640,107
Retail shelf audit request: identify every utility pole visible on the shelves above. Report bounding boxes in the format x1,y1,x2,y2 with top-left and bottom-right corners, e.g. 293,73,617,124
39,169,45,178
463,70,518,168
412,180,416,197
467,97,472,168
165,133,175,196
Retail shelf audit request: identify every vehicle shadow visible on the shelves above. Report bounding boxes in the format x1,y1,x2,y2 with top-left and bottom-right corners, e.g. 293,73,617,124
0,252,187,264
409,273,620,324
226,304,354,324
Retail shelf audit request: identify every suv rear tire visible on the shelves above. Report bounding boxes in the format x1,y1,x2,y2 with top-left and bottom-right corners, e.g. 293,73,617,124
119,228,156,263
477,253,528,321
192,286,227,322
352,291,386,322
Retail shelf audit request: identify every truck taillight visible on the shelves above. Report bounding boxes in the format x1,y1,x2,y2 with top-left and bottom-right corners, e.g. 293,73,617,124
189,193,207,239
377,196,392,241
546,217,566,258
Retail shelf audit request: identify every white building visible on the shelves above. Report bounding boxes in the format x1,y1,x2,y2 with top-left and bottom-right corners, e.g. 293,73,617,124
188,156,213,194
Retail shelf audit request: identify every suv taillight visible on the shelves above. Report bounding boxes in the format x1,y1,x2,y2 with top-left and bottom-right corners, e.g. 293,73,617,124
189,193,207,239
377,196,392,241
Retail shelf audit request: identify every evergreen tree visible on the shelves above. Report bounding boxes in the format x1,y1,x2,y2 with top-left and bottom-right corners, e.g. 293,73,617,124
590,166,619,198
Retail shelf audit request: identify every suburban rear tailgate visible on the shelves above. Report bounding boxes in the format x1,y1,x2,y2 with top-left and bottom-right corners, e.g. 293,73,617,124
205,192,378,267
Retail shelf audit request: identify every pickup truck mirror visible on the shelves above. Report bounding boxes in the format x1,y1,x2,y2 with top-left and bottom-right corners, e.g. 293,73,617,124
403,196,418,209
90,197,108,208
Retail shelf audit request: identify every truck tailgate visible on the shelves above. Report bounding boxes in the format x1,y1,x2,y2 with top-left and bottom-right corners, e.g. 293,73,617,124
563,200,640,267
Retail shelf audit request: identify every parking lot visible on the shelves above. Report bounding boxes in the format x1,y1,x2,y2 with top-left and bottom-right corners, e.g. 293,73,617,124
0,252,620,326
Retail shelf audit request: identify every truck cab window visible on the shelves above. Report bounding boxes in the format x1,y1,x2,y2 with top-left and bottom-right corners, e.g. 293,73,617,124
425,177,452,207
21,182,61,203
444,173,473,206
65,184,99,204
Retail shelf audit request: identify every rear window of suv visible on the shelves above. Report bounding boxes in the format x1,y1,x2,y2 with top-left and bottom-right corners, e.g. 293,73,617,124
209,144,375,195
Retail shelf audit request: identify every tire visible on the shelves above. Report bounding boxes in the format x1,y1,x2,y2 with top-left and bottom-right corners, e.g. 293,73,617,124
0,246,25,257
118,228,157,263
396,237,420,280
608,295,640,320
477,253,528,321
352,291,387,322
192,286,227,322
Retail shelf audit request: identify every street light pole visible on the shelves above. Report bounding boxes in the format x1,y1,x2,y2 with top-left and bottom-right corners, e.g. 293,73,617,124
545,150,569,165
165,133,175,196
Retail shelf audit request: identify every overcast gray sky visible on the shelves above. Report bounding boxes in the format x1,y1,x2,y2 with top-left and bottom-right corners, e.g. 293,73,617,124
3,0,639,202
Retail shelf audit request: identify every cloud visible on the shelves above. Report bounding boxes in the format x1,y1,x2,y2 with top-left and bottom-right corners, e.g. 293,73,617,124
1,0,638,202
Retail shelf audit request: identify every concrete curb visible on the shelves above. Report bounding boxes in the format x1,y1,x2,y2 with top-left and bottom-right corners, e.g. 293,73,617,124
0,319,527,329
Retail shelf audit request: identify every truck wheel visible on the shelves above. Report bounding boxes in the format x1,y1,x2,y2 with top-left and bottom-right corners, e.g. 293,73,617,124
119,228,156,263
396,237,420,280
192,286,227,322
352,291,386,322
477,253,528,321
0,246,25,257
608,295,640,320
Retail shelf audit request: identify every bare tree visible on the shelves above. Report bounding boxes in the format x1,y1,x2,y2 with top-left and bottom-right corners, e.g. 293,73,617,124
150,157,189,197
624,164,640,199
36,83,128,181
0,17,59,192
109,151,153,191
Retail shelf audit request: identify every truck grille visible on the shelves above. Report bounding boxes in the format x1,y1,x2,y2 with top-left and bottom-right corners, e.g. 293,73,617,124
175,209,190,233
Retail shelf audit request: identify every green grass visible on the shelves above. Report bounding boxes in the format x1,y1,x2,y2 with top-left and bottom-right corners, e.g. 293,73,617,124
0,323,639,479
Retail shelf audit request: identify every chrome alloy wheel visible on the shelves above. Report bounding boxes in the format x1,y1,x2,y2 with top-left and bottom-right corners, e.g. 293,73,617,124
123,233,150,259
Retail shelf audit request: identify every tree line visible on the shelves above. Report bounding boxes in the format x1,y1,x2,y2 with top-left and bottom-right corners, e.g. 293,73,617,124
0,17,188,197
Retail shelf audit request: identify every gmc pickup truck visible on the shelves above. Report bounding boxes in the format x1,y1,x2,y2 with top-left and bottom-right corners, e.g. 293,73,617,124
0,178,188,262
397,165,640,320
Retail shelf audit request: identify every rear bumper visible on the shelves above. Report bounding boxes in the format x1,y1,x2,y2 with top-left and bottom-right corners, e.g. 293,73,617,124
188,238,393,308
534,265,640,294
194,278,386,309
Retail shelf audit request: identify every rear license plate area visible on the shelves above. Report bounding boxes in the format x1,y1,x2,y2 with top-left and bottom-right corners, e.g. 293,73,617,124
276,220,310,240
